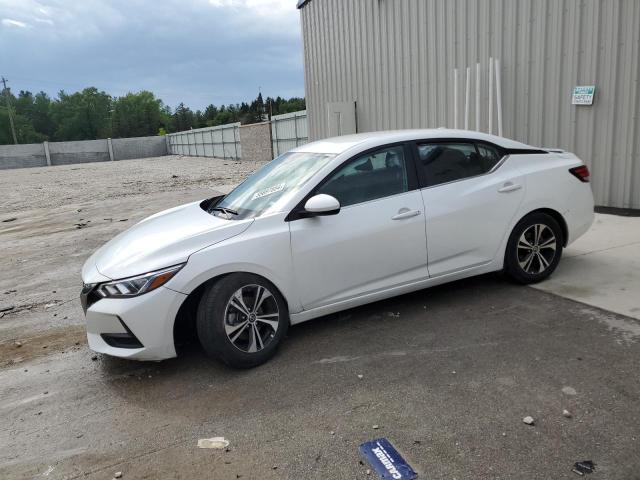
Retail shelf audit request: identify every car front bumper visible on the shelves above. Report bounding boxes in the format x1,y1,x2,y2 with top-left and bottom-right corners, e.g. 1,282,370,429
82,285,187,361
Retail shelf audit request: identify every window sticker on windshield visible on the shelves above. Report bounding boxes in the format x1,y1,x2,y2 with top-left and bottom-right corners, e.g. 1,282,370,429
252,183,285,200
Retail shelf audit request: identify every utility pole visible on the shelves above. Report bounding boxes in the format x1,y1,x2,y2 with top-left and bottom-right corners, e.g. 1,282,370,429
1,76,18,144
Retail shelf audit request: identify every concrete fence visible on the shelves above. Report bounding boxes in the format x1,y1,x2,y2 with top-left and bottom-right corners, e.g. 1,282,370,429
166,111,309,162
0,135,167,170
271,110,309,158
239,122,273,163
0,111,311,170
166,123,241,160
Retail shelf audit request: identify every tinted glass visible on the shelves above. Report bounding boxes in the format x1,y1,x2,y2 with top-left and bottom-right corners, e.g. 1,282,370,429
476,144,502,171
417,142,501,187
317,145,409,207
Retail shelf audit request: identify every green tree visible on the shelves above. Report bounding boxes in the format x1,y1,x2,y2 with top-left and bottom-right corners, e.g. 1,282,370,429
249,92,265,123
0,79,307,142
50,87,112,140
160,104,173,133
31,92,55,138
265,96,306,116
194,109,206,129
204,104,218,125
0,105,46,144
12,90,55,139
112,91,166,138
173,103,195,131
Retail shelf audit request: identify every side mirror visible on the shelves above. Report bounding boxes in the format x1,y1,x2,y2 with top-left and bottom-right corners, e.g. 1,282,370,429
304,194,340,216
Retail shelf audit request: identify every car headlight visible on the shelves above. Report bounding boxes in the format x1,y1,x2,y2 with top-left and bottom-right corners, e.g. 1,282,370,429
95,264,185,299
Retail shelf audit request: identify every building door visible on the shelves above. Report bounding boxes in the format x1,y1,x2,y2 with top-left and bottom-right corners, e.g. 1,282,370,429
327,102,356,137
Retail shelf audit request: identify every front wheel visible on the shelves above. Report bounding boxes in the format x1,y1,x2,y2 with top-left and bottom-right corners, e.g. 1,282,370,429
503,212,563,284
197,273,289,368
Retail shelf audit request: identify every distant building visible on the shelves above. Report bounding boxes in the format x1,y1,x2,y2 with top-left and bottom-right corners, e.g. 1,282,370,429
297,0,640,209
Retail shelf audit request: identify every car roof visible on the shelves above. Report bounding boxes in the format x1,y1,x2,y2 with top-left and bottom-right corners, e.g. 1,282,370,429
291,129,537,155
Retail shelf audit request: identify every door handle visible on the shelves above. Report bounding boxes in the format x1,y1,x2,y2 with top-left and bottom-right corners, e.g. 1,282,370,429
392,209,421,220
498,182,522,193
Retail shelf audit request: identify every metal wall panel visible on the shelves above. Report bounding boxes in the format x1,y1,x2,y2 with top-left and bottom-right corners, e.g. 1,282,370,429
300,0,640,208
166,123,241,160
271,110,309,158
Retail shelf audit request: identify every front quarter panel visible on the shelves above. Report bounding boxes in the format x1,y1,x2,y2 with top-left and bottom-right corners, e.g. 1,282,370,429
167,212,300,313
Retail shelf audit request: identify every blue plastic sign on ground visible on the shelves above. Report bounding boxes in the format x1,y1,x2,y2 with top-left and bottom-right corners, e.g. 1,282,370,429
359,438,418,480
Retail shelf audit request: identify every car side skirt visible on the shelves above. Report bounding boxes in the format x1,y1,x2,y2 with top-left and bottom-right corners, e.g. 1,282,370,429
289,261,499,325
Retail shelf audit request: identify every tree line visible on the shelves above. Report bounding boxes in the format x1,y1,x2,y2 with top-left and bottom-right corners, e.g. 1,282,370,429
0,86,305,145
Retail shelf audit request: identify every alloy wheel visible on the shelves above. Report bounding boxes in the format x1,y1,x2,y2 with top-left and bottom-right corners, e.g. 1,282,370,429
517,223,557,274
223,284,280,353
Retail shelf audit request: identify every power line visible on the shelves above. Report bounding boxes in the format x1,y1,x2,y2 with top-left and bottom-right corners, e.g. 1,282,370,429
1,76,18,144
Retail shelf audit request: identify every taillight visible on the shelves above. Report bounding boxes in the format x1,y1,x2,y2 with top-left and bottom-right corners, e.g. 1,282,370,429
569,165,590,183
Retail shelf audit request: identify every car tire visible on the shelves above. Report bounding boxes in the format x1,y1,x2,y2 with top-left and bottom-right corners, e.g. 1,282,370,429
196,273,289,369
504,212,564,284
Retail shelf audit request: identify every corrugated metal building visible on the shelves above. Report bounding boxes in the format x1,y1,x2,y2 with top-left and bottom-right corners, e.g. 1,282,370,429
297,0,640,209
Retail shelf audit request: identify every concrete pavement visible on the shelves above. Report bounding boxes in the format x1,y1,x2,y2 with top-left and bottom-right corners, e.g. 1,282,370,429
533,213,640,320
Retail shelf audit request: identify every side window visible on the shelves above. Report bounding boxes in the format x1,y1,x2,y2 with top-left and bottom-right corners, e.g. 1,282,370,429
476,144,503,172
417,142,501,188
317,145,409,207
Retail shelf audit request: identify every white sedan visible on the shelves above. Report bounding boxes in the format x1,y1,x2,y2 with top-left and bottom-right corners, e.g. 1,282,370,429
81,129,594,368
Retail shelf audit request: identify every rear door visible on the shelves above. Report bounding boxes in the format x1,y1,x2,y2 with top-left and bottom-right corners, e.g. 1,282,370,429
289,143,429,310
415,141,525,277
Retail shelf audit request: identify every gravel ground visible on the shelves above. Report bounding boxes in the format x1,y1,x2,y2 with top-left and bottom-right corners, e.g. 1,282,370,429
0,155,260,213
0,156,265,362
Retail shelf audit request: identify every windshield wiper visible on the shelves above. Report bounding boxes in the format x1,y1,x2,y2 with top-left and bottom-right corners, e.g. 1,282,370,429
210,206,238,216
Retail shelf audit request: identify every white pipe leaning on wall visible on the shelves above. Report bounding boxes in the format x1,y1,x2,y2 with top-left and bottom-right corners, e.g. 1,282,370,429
475,63,481,131
464,67,470,130
453,68,459,129
488,57,494,135
495,58,503,137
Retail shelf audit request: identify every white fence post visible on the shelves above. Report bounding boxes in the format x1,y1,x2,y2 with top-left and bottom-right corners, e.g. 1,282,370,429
107,138,115,161
43,141,51,166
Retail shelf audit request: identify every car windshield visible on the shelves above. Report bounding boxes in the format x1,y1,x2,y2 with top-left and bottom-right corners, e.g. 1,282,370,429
210,151,336,220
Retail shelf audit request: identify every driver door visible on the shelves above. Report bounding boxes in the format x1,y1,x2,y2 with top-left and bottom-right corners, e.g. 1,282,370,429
288,144,429,311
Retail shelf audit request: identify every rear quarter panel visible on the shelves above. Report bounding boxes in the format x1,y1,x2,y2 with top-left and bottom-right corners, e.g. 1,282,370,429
508,152,594,245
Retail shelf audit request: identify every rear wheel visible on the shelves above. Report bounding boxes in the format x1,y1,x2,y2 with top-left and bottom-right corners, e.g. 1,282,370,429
197,273,289,368
504,212,563,284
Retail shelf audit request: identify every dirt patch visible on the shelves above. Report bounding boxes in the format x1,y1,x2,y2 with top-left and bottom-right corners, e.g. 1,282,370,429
0,325,86,369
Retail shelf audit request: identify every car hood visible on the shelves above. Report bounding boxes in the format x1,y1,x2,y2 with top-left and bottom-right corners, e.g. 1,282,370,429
82,200,253,281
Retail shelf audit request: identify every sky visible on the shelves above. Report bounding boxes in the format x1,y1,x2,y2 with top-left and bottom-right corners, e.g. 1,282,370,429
0,0,305,110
